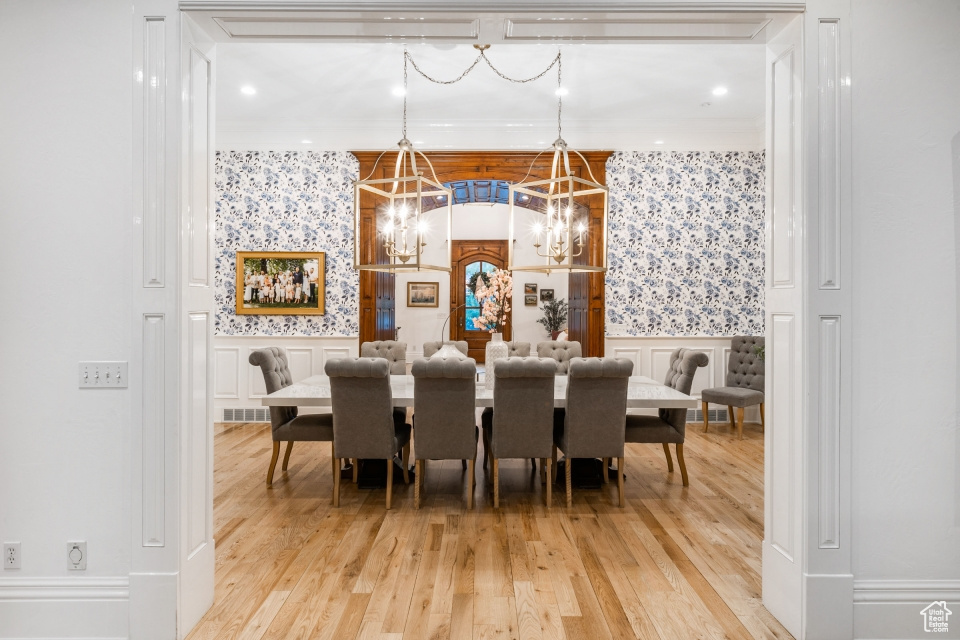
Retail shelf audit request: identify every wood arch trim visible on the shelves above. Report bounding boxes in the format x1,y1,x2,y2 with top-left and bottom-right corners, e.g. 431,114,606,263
353,150,613,356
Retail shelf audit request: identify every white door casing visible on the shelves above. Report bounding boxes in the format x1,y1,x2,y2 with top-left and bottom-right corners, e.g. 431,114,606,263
178,12,216,636
764,13,805,638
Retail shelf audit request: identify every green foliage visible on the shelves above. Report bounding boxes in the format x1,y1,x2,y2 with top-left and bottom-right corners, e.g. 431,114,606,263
754,344,765,362
467,271,490,298
537,298,568,333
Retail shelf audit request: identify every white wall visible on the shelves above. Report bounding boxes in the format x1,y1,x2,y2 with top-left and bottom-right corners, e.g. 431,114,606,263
849,1,960,636
396,203,568,358
0,1,133,637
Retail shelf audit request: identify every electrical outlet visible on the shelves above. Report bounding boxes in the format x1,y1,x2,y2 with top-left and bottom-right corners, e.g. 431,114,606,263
4,542,20,570
67,541,86,570
79,362,128,388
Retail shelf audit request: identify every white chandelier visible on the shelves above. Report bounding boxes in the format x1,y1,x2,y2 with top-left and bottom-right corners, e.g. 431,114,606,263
508,52,608,273
352,54,452,272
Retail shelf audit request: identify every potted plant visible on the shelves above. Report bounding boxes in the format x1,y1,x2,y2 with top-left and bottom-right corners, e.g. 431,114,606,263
537,298,568,339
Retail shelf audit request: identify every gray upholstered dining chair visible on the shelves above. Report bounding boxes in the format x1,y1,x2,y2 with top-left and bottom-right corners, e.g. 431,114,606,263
553,358,634,507
701,336,765,439
324,357,411,509
506,341,531,357
624,348,708,487
360,340,407,374
411,357,479,509
480,357,557,508
422,340,468,358
536,340,582,373
248,347,334,488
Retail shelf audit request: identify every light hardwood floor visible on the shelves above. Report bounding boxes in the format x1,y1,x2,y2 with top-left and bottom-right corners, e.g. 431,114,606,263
187,417,791,640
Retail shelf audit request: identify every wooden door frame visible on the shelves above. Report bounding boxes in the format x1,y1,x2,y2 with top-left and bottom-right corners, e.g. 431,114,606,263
353,151,612,355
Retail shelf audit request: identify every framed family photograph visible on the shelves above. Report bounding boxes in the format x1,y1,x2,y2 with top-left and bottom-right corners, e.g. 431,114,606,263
235,251,325,315
524,283,538,295
540,288,555,302
407,281,439,307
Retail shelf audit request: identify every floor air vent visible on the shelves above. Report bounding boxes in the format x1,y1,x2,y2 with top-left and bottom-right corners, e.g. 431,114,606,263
688,408,728,423
222,408,270,423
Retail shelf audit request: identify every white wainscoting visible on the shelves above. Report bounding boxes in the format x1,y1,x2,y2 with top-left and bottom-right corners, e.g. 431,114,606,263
214,335,358,418
605,336,761,422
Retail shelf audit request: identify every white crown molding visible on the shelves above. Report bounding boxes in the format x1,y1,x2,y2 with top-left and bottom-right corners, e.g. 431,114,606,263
182,2,806,13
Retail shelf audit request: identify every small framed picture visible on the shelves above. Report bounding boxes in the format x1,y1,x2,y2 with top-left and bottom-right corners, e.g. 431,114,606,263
524,283,538,295
524,294,537,306
407,281,439,307
540,288,554,302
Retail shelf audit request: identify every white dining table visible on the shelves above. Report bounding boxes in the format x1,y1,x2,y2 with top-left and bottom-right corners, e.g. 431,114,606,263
261,374,698,409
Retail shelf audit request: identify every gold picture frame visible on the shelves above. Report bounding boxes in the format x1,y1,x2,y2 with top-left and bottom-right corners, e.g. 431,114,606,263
407,281,439,307
235,251,325,315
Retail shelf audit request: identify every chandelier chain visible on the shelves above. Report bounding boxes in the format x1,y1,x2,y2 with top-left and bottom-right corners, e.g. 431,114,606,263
557,53,562,140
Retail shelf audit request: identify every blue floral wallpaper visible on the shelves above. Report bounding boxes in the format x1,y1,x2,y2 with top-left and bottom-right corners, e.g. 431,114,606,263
605,151,765,337
214,151,359,336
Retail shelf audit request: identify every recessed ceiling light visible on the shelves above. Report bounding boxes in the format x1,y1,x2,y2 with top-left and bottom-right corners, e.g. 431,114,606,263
240,85,256,96
712,86,728,96
384,16,391,20
392,86,406,97
654,140,665,145
701,102,712,108
301,139,312,144
555,87,569,96
413,140,424,145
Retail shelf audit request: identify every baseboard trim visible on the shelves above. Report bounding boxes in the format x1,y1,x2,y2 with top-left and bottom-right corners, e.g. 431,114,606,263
853,580,960,639
0,577,129,601
0,577,129,638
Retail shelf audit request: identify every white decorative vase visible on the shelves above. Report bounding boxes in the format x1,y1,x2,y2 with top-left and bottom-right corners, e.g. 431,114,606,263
484,332,509,390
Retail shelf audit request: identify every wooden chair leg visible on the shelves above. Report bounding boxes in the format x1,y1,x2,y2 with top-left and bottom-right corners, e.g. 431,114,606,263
386,459,394,510
493,458,500,509
662,443,674,472
331,442,337,487
545,458,552,508
676,444,689,487
565,456,573,508
415,460,422,509
333,456,341,507
352,458,359,483
282,441,294,471
402,443,410,484
702,401,710,432
736,407,745,440
266,441,280,487
540,458,546,484
760,403,765,431
617,456,625,508
551,445,558,484
467,459,475,510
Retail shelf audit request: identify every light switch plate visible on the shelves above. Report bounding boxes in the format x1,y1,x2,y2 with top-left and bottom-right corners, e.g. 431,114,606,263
79,362,128,388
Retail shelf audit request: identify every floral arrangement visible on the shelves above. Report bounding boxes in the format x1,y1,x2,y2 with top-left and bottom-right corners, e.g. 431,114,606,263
470,269,513,333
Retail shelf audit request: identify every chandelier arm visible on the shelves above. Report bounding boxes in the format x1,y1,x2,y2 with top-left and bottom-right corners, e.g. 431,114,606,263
548,150,560,195
389,150,404,194
415,150,442,184
568,148,603,185
358,149,390,182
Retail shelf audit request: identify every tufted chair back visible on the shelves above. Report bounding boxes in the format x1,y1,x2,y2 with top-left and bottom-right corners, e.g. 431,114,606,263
411,357,478,461
249,347,298,431
506,341,531,357
659,348,710,429
536,340,582,373
726,336,765,391
360,340,407,374
560,358,633,458
324,357,396,459
422,341,469,358
490,357,557,459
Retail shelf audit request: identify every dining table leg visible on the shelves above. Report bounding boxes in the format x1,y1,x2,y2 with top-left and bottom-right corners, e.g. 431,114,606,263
386,459,394,509
545,458,552,508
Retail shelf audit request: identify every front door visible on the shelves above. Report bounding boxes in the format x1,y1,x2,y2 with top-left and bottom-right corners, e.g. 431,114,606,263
450,240,510,362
